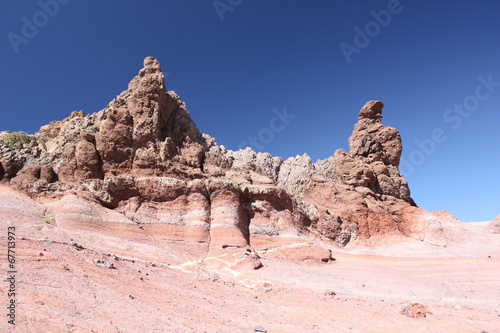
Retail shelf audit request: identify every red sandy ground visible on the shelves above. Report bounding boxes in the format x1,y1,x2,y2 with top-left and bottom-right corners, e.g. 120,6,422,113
0,185,499,332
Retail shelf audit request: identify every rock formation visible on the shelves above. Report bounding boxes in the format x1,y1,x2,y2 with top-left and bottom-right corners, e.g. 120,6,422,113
488,214,500,234
0,56,449,263
3,57,499,333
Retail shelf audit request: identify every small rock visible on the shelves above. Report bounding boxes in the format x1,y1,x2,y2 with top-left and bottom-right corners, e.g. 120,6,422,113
324,290,336,297
254,324,267,332
252,261,263,270
73,243,85,251
92,259,116,269
400,303,427,318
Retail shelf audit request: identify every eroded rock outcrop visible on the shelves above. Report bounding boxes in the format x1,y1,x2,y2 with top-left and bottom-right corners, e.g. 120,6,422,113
488,214,500,234
0,56,443,263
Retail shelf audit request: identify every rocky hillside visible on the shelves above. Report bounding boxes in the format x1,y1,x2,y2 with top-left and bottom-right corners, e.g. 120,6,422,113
0,57,444,262
3,57,500,333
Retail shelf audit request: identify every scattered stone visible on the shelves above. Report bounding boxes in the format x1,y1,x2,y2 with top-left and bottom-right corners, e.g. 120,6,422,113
254,324,267,332
73,243,85,251
252,261,264,270
92,259,116,269
401,303,427,318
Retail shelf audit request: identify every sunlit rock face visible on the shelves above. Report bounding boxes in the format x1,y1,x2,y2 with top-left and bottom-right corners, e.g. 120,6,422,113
1,57,428,260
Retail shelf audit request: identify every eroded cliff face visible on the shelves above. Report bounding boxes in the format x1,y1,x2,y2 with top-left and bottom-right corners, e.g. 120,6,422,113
0,57,420,262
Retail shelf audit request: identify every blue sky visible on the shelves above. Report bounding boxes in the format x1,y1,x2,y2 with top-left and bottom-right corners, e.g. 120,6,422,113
1,0,499,222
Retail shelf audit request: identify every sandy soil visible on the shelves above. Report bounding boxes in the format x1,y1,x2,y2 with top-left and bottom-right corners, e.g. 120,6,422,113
0,185,499,332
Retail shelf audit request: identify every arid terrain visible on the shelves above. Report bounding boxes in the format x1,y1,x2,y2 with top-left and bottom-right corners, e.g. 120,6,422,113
1,57,499,332
1,184,499,333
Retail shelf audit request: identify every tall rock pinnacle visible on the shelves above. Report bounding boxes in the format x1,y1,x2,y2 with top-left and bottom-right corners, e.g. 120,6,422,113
94,56,203,175
0,58,417,248
337,100,411,201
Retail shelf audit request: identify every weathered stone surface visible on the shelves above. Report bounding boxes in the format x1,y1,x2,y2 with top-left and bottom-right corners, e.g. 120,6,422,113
2,183,499,332
75,139,102,179
1,56,469,261
208,180,249,254
399,206,467,244
488,214,500,234
2,58,500,333
9,165,41,188
400,303,427,318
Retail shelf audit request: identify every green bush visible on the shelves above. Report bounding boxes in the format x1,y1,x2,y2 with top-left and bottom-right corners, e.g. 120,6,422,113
37,134,48,144
87,125,99,133
3,131,32,148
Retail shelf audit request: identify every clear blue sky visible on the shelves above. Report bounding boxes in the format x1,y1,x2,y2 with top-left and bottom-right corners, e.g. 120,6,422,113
1,1,499,222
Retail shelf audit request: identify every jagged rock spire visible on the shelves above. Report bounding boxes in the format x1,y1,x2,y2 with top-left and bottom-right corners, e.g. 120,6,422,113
0,58,417,247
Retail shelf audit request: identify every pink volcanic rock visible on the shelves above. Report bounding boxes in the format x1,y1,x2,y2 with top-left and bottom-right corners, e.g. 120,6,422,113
1,59,500,333
488,214,500,234
75,138,102,179
207,179,250,255
2,187,498,333
400,303,427,318
0,57,431,259
46,191,147,240
9,164,41,188
400,206,467,244
431,210,461,223
346,100,411,200
258,242,331,262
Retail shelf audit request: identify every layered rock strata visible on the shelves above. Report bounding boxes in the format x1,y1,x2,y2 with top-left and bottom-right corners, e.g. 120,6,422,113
0,57,439,263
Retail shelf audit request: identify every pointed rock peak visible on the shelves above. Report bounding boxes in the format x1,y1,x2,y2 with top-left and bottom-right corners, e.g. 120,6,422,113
349,100,404,167
358,100,384,121
143,56,161,69
137,56,164,83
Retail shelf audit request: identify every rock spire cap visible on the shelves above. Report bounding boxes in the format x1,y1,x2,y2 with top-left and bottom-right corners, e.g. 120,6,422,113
358,100,384,121
143,56,161,69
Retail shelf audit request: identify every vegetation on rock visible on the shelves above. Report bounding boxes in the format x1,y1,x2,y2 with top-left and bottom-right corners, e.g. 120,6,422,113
3,131,32,148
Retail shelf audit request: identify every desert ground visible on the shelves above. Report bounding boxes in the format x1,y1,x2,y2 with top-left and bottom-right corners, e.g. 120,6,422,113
1,185,499,333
